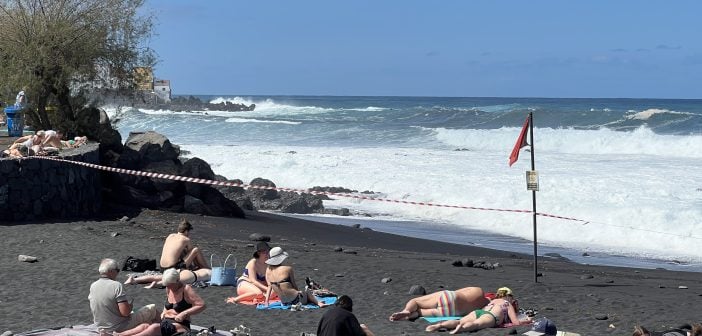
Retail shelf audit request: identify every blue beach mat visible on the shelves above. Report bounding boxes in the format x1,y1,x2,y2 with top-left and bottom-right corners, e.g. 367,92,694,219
422,316,462,323
256,296,337,310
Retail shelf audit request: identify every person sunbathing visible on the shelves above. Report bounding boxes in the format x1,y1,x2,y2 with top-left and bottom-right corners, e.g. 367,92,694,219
225,241,271,304
42,129,63,147
2,146,30,158
633,323,702,336
264,246,327,307
54,135,88,149
389,286,489,322
7,131,45,157
425,287,525,333
116,268,206,336
125,219,211,287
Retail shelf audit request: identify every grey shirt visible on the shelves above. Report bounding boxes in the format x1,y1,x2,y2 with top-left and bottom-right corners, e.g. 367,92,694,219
88,277,131,332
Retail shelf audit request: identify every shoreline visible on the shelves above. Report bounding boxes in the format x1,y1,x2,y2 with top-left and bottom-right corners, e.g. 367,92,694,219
2,209,701,335
283,212,702,273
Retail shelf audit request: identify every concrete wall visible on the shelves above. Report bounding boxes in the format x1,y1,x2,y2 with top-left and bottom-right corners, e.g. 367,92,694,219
0,143,102,221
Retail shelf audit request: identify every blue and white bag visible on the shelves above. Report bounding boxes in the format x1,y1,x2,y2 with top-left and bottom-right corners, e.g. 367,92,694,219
209,253,237,286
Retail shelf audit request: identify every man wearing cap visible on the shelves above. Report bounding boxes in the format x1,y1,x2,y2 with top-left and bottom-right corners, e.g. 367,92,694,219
88,258,159,334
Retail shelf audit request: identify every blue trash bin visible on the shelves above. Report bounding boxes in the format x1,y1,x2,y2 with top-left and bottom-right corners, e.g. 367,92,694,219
4,106,24,137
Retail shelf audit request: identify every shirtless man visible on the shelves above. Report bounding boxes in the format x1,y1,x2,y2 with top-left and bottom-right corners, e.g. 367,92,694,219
160,219,209,270
125,219,211,287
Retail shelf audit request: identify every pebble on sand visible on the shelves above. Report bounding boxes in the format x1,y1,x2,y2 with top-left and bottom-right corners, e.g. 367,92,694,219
18,255,38,263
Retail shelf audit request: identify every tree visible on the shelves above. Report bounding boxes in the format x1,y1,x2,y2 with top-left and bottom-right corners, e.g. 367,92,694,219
0,0,155,135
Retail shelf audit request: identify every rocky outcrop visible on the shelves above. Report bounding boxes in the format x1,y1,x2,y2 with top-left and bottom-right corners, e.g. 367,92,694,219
213,177,324,214
99,130,356,218
102,131,245,218
135,95,255,112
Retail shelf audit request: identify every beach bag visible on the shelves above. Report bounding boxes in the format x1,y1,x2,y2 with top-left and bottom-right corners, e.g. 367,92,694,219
209,253,237,286
122,256,158,272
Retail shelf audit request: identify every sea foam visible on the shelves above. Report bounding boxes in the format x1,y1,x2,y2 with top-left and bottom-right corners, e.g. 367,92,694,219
180,143,702,264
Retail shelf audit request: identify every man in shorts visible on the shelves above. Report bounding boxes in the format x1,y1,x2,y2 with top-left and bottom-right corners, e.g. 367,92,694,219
88,258,159,333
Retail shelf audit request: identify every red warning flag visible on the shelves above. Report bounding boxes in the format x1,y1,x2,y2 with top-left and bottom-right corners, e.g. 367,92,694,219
509,115,530,166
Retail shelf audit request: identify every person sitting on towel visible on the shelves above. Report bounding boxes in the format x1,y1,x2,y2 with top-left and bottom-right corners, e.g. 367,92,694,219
264,246,327,307
389,286,489,322
88,259,159,334
125,219,211,287
116,268,206,336
226,241,271,304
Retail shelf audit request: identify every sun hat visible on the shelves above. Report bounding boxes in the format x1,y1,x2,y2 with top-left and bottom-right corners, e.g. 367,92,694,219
497,287,513,295
255,241,271,252
522,317,557,336
162,268,181,285
265,246,289,265
254,241,271,257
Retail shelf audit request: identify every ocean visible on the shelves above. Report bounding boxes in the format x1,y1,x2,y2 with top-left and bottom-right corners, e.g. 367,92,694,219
105,96,702,272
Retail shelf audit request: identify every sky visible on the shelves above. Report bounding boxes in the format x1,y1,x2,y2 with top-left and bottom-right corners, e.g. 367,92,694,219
146,1,702,99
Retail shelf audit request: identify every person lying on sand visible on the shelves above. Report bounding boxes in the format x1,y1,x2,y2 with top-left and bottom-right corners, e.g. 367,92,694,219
225,241,271,304
425,287,527,334
264,246,328,307
117,268,206,336
633,323,702,336
125,219,211,288
389,286,489,322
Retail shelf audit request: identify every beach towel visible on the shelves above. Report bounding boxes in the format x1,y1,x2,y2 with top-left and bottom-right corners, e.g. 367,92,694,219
237,295,279,306
15,324,232,336
421,316,533,329
421,316,462,323
256,296,337,310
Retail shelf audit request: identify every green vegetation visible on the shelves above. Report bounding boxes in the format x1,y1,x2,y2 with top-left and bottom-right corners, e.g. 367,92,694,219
0,0,155,136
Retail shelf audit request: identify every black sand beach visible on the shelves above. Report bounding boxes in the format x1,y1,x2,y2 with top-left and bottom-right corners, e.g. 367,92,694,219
2,209,701,335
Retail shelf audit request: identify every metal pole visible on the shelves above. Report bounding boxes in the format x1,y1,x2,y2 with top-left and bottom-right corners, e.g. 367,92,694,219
529,112,538,283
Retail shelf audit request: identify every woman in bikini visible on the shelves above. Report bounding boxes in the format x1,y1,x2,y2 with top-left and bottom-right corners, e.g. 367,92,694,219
225,241,271,304
263,246,326,307
117,268,206,336
389,286,489,322
425,287,524,333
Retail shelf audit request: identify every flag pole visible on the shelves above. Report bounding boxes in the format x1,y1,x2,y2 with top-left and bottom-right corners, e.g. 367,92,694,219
528,112,538,283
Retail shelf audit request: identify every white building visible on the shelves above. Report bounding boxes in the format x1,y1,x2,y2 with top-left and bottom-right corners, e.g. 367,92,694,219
153,79,171,103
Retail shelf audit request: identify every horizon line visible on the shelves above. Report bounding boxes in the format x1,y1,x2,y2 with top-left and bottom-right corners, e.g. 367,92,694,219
171,93,702,100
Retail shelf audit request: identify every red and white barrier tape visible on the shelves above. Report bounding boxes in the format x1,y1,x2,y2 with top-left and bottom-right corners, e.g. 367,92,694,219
30,156,588,223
